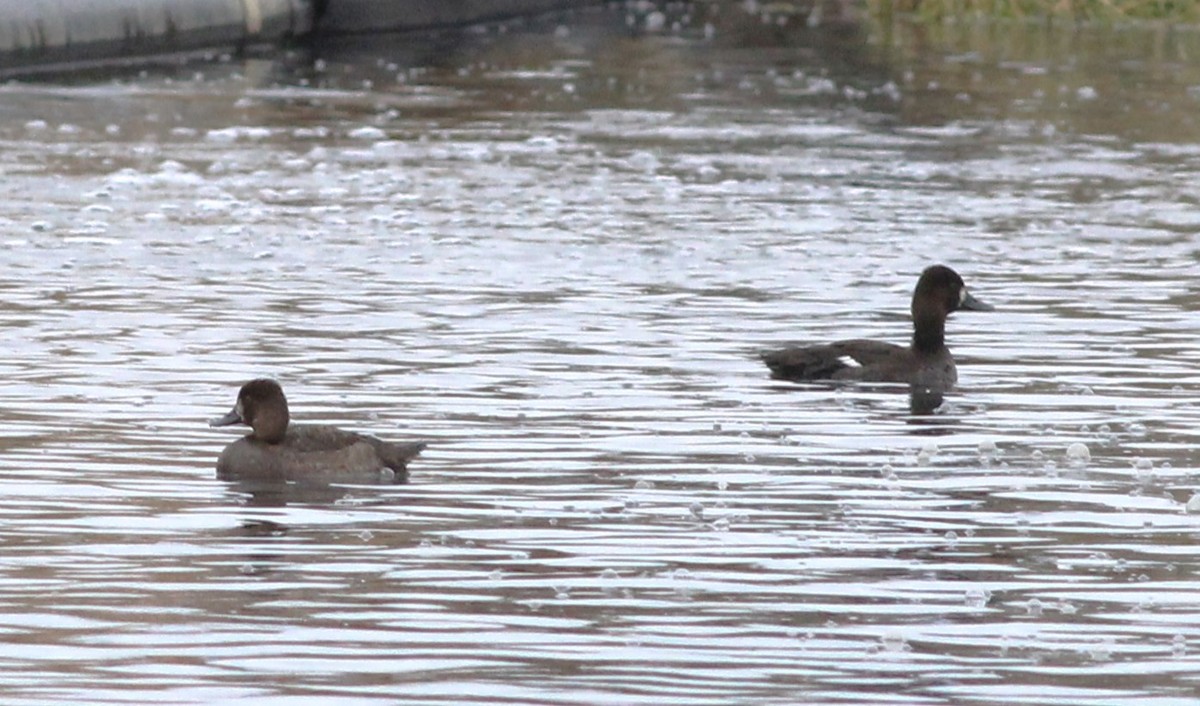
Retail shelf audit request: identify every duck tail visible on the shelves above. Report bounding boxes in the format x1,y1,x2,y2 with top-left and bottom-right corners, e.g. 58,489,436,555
379,441,426,476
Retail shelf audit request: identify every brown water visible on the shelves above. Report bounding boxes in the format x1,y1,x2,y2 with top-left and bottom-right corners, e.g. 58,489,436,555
1,4,1200,704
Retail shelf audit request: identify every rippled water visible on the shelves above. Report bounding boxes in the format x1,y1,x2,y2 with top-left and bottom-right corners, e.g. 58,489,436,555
2,5,1200,704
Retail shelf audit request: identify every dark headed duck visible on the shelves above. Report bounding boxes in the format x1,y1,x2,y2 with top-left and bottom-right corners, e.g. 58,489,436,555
761,265,992,389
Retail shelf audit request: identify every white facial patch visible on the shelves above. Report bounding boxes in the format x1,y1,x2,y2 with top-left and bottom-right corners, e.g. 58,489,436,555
838,355,862,368
235,399,244,419
959,288,968,305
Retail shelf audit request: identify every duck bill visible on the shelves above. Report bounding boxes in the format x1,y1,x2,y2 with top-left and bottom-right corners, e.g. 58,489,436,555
209,409,244,427
960,290,994,312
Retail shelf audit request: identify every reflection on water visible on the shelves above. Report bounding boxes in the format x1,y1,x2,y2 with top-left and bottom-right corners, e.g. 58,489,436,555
909,384,946,415
0,4,1199,705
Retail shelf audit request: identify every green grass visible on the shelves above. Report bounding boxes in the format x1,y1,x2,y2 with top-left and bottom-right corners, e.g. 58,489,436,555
870,0,1200,22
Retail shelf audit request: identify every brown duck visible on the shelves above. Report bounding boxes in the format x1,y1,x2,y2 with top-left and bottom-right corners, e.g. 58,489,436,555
210,379,425,483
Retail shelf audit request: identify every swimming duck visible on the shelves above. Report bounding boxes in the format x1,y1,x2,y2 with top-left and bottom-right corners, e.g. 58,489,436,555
761,265,992,388
209,379,425,483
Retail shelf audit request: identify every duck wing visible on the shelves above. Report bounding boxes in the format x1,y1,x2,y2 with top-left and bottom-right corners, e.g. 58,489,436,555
761,339,908,382
286,425,426,475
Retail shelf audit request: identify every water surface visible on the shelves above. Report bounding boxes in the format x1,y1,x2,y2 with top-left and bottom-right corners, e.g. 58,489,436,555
0,5,1199,705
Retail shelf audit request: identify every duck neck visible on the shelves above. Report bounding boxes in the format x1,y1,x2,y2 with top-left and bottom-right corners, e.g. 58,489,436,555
252,407,289,444
911,312,946,354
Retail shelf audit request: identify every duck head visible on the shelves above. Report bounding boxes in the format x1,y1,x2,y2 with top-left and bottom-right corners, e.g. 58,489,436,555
913,264,992,318
909,265,992,354
209,378,290,444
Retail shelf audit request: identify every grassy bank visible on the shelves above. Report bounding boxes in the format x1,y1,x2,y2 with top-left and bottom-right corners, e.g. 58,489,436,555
870,0,1200,22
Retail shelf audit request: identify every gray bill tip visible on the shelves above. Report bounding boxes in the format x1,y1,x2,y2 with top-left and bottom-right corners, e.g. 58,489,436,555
961,291,994,312
209,409,242,427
